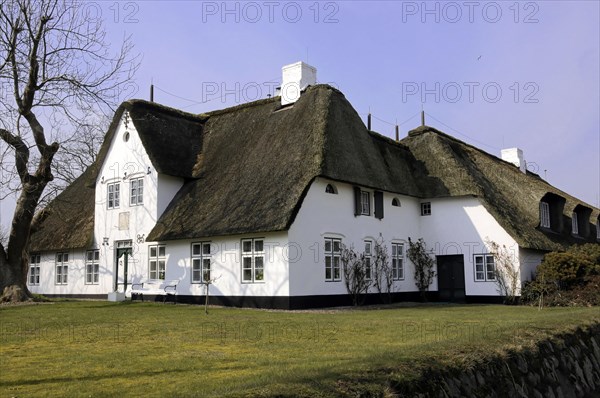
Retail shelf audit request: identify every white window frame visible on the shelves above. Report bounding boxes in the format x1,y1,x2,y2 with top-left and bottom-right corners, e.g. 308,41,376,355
107,182,120,209
571,212,579,235
361,191,371,215
55,252,69,285
421,202,431,216
241,238,264,283
540,201,550,228
85,250,100,285
364,240,372,280
191,242,212,283
324,238,342,282
130,178,144,206
29,254,40,285
149,244,166,280
391,243,405,281
474,254,496,282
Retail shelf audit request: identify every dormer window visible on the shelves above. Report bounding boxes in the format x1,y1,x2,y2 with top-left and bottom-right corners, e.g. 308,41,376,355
540,202,550,228
539,193,566,233
572,204,592,237
325,184,337,194
597,218,600,240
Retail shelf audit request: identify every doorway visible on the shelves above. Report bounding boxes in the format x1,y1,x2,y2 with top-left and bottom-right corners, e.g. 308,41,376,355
114,240,133,292
436,254,466,302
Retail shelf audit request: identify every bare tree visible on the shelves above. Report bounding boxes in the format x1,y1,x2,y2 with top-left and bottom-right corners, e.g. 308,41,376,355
340,244,371,306
0,0,138,302
407,238,436,301
485,239,520,305
371,237,393,303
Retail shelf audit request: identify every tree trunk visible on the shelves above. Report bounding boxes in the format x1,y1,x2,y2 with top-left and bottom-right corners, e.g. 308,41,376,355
0,181,47,302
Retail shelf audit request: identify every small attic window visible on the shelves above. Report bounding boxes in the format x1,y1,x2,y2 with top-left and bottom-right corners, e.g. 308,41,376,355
123,131,130,142
596,218,600,240
325,184,338,194
392,198,401,207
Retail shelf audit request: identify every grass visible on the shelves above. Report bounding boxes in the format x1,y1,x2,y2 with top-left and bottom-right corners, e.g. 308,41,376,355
0,301,598,397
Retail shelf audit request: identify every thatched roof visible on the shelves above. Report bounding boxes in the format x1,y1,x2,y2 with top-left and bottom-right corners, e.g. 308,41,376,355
146,85,446,241
402,126,600,251
30,85,598,252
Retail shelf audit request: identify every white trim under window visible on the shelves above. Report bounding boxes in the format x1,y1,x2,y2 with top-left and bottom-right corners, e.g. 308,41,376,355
391,242,405,281
55,252,69,285
149,244,166,280
29,254,40,285
130,178,144,206
571,212,579,235
107,182,120,209
540,201,550,228
421,202,431,216
325,238,341,282
361,191,371,215
85,250,100,284
241,239,264,283
191,242,212,283
474,254,496,282
364,240,372,280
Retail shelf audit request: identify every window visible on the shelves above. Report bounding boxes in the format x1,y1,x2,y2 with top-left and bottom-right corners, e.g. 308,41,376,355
571,212,579,235
242,239,264,283
325,238,341,281
474,254,495,282
149,245,166,280
597,219,600,240
192,242,212,283
391,243,404,280
364,240,372,280
107,182,120,209
540,201,550,228
29,254,40,285
130,178,144,206
85,250,100,284
421,202,431,216
325,184,337,194
361,191,371,215
392,198,401,207
55,252,69,285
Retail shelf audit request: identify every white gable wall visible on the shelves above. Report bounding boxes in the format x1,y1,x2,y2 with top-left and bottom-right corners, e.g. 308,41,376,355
288,177,425,297
419,196,521,296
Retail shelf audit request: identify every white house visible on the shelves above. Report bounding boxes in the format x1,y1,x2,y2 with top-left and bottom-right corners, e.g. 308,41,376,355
27,62,600,308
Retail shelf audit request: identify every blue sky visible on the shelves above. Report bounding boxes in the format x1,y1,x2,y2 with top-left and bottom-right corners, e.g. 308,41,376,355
1,0,599,228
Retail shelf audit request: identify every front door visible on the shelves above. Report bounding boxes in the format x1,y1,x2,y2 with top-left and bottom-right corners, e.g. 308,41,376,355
436,255,466,302
115,240,133,292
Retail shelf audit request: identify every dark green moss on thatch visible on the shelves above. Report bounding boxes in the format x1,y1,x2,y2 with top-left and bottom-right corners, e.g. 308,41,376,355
402,126,600,251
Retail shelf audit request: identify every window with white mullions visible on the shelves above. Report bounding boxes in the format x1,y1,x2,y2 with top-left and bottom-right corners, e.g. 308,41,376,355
241,239,264,283
421,202,431,216
107,182,120,209
29,254,40,285
192,242,212,283
361,191,371,215
571,212,579,235
149,244,166,280
391,243,404,280
85,250,100,284
325,238,341,281
55,252,69,285
474,254,495,282
540,201,550,228
130,178,144,206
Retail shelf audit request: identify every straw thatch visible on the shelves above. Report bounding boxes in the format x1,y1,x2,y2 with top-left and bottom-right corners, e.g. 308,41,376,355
402,126,600,251
30,84,598,252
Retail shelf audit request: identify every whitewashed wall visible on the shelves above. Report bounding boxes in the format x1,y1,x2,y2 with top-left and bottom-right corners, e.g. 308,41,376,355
419,196,521,296
288,177,425,297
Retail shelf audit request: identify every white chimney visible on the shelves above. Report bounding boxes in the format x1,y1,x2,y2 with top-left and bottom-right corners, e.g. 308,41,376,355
280,62,317,106
501,148,526,173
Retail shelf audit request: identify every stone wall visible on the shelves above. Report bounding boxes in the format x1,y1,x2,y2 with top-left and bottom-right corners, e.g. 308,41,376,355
394,323,600,398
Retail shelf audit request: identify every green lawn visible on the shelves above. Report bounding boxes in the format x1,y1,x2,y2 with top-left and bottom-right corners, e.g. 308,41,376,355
1,301,598,397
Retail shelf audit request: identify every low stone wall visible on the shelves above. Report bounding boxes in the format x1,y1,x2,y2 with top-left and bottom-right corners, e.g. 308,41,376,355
394,323,600,398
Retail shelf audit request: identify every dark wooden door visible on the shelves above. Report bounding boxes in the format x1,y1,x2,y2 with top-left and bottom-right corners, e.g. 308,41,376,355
436,255,466,302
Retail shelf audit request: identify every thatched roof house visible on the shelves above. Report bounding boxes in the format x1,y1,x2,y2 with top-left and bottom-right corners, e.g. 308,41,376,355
30,84,599,253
